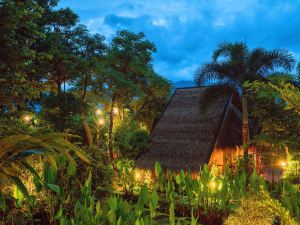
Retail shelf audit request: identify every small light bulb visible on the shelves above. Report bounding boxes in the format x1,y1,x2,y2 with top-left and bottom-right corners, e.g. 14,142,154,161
210,181,217,189
95,109,101,115
280,161,287,167
135,171,141,180
23,115,32,123
97,118,105,125
113,107,119,114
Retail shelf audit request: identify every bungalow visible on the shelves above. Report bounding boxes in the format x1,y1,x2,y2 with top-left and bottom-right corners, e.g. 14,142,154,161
135,85,260,174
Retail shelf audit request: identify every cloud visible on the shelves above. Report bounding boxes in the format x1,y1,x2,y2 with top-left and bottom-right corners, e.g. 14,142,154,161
86,17,114,38
152,18,168,27
59,0,300,81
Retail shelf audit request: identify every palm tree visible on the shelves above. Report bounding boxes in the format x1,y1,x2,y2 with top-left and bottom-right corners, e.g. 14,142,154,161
194,42,295,158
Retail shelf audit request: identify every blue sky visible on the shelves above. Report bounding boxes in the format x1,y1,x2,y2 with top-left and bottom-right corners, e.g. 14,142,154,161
59,0,300,82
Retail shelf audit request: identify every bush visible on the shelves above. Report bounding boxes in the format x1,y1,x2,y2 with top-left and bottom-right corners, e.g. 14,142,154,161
282,153,300,182
114,125,149,159
57,146,113,206
224,191,297,225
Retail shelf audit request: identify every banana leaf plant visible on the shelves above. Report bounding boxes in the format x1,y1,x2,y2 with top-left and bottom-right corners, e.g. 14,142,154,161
0,133,90,207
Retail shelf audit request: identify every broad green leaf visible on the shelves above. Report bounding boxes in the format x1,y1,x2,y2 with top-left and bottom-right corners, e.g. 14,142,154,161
169,202,175,225
46,183,60,193
67,161,77,176
150,190,159,209
9,176,30,200
139,185,149,205
155,162,162,176
33,177,43,192
12,185,24,207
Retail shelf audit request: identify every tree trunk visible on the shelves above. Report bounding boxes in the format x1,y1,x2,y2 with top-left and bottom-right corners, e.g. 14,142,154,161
108,93,116,159
82,74,88,102
82,74,93,146
56,80,61,94
127,98,149,126
83,119,93,146
242,94,250,157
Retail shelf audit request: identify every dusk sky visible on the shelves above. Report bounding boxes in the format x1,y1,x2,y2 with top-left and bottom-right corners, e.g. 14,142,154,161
59,0,300,82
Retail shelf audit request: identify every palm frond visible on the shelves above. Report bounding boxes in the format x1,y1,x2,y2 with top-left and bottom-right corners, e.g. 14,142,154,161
249,48,295,77
213,41,248,64
269,49,295,71
213,42,233,61
194,62,238,86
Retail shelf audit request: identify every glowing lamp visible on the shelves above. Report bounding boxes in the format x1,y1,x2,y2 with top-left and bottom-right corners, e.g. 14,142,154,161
210,181,217,190
135,171,141,181
23,114,32,123
95,109,102,115
97,118,105,126
279,161,287,167
113,107,119,114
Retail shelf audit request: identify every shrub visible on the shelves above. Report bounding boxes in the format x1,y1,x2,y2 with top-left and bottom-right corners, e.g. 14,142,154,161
224,191,297,225
282,153,300,182
57,145,113,203
114,125,149,159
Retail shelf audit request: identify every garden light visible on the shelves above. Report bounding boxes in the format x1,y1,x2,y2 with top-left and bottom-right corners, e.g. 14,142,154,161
95,109,102,115
97,118,105,126
113,107,119,114
210,181,217,190
135,171,141,181
279,160,287,167
23,114,32,123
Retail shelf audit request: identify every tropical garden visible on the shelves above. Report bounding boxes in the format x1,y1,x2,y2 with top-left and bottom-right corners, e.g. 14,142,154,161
0,0,299,224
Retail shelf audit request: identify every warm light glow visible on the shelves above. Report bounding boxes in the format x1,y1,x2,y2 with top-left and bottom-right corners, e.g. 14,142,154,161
95,109,102,115
23,114,32,123
97,118,105,126
113,107,119,114
135,171,141,181
210,181,217,190
279,160,287,167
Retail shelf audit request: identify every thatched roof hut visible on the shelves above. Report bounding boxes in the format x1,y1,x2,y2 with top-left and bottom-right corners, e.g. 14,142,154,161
135,86,243,172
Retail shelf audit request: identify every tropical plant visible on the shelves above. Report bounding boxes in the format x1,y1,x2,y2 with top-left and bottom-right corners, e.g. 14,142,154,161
0,133,90,206
224,190,297,225
278,180,300,222
271,81,300,115
56,171,104,225
116,159,136,194
244,76,300,161
194,42,295,158
94,30,158,158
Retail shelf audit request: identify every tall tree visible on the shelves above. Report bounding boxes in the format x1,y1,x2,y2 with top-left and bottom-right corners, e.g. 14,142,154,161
0,0,44,113
71,25,107,145
128,73,171,130
96,30,157,158
194,42,294,158
34,0,79,94
245,74,300,152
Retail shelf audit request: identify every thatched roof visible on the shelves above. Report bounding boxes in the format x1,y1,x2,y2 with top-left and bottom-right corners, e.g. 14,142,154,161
135,86,241,171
